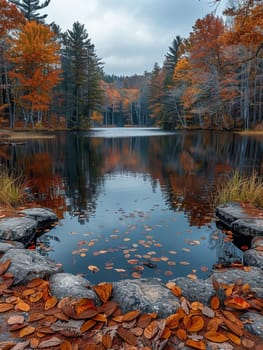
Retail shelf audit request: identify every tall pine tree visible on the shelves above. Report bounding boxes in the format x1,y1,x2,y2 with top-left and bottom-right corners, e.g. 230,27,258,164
9,0,50,22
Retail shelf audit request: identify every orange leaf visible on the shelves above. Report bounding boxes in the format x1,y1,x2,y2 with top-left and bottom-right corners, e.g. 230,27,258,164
185,315,204,332
22,288,35,296
171,285,182,297
93,313,107,322
45,296,57,310
222,317,244,337
144,320,159,339
224,297,250,310
29,291,43,303
28,313,45,322
165,314,180,329
0,303,14,312
30,338,40,348
0,259,12,275
207,317,222,332
15,299,30,312
60,341,72,350
205,330,228,343
227,332,241,345
19,325,35,337
122,310,141,322
176,328,187,341
75,298,96,315
102,334,112,349
27,278,44,288
210,295,220,310
80,319,96,333
185,339,206,350
93,283,112,303
117,327,138,346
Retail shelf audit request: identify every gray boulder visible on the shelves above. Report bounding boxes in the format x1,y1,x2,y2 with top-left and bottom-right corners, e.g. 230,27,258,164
231,218,263,238
49,273,100,304
112,278,180,318
244,249,263,269
240,312,263,339
251,236,263,249
210,267,263,298
216,202,251,226
0,241,24,254
172,277,214,305
0,217,37,245
19,208,57,229
0,248,63,285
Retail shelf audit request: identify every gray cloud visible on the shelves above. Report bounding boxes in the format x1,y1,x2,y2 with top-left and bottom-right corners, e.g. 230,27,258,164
46,0,227,76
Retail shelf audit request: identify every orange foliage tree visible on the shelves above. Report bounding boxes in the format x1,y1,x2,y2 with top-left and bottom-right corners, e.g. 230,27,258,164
0,0,25,126
7,21,61,127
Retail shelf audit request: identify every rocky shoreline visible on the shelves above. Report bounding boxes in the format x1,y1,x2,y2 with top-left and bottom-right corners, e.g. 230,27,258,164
0,204,263,348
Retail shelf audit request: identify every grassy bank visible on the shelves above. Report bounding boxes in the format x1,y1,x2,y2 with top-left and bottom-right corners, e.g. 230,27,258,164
0,169,26,207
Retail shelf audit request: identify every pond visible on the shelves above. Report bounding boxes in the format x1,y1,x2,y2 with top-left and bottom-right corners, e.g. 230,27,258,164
1,128,262,284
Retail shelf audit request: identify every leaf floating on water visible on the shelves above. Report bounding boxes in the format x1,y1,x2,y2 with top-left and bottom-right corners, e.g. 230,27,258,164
115,268,126,273
169,250,177,255
164,271,173,277
182,248,191,253
200,265,209,272
88,265,100,273
180,261,190,266
187,274,197,281
132,272,142,279
127,259,139,265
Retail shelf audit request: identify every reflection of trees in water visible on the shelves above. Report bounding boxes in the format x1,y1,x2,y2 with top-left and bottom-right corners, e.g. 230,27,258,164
208,228,243,267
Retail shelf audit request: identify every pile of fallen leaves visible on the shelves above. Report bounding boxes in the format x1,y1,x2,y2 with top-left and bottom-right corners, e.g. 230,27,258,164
0,259,263,350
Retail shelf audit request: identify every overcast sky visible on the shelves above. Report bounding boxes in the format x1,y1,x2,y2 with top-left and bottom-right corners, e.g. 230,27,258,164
46,0,227,76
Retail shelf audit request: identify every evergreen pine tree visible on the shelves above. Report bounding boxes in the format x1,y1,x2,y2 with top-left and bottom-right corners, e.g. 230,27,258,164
9,0,50,22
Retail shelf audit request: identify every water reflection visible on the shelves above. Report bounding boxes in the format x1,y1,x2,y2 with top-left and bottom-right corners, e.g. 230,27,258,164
0,129,262,282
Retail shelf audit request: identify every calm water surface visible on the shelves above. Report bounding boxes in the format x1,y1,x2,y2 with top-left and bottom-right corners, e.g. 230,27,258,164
1,128,262,283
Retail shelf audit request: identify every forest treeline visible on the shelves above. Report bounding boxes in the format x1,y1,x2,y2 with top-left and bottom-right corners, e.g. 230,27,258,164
0,0,262,130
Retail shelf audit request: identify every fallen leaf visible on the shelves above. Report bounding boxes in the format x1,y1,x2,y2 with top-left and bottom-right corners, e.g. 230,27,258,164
226,332,241,345
30,338,40,349
224,297,250,310
117,327,138,346
15,299,30,312
27,278,43,288
80,319,96,333
7,315,25,325
0,303,14,313
19,326,35,338
176,328,187,341
210,295,220,310
29,291,43,303
205,330,228,343
122,310,141,322
93,283,112,303
0,342,16,350
102,334,112,349
144,320,159,339
242,338,255,349
222,317,244,337
0,259,12,275
184,315,204,332
45,296,58,311
88,265,100,273
38,337,62,348
60,341,72,350
185,339,206,350
28,313,45,322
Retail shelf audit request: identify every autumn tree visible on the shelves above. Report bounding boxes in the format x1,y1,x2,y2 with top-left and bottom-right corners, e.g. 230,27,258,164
9,0,50,22
148,62,164,127
7,20,61,127
0,0,25,127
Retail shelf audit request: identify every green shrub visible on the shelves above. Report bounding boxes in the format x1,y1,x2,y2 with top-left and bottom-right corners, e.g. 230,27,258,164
215,171,263,208
0,168,26,207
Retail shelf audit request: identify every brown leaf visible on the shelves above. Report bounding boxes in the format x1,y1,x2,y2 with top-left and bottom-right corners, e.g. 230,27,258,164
222,317,244,337
0,259,11,275
19,326,35,338
131,327,143,337
28,313,45,322
97,300,118,316
36,326,55,335
117,327,137,346
11,341,30,350
210,295,220,310
30,338,40,349
38,337,62,348
242,338,255,349
60,340,72,350
102,334,112,349
122,310,141,322
93,313,107,323
206,317,222,332
7,315,25,325
212,277,220,291
80,319,96,333
165,313,180,329
185,339,206,350
93,283,112,303
0,303,14,313
77,307,98,319
137,314,152,328
27,278,43,288
0,341,16,350
45,296,58,310
22,288,35,296
205,330,228,343
144,320,159,339
60,341,72,350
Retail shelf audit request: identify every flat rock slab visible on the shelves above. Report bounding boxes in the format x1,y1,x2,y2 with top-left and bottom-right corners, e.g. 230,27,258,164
210,267,263,298
231,218,263,237
112,278,180,318
172,277,214,305
19,208,57,228
49,273,100,304
244,249,263,269
0,217,37,245
0,241,24,254
251,236,263,248
216,202,251,226
240,312,263,338
0,248,63,285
